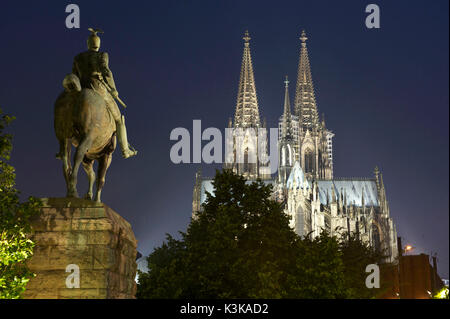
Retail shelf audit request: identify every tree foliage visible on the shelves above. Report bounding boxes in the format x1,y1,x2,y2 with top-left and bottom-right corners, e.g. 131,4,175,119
137,169,391,299
433,287,449,299
0,108,41,299
339,231,387,298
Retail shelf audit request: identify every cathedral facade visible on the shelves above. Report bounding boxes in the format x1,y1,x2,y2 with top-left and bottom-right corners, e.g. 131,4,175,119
192,30,398,262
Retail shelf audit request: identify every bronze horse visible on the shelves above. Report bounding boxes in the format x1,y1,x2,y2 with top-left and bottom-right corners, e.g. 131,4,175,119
54,74,116,202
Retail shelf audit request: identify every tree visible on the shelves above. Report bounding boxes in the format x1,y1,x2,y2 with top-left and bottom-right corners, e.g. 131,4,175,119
339,231,388,299
0,108,41,299
137,169,351,298
285,231,348,298
433,287,449,299
182,170,297,298
136,234,187,299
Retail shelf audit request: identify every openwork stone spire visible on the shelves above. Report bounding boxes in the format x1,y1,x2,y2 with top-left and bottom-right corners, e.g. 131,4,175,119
294,30,319,131
234,30,260,128
282,76,294,139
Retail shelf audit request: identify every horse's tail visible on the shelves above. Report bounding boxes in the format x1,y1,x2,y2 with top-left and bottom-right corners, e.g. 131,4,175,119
62,73,81,92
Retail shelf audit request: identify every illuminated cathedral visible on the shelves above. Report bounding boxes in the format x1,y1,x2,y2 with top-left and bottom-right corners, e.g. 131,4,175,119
192,30,398,261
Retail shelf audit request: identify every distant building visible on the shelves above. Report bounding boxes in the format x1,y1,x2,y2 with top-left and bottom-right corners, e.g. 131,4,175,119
135,254,148,283
377,253,445,299
192,30,398,262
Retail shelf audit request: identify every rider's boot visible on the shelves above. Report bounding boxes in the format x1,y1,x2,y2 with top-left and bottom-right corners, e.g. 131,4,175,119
116,115,137,159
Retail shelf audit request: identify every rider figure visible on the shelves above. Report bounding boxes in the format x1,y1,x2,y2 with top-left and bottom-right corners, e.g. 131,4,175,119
72,28,137,159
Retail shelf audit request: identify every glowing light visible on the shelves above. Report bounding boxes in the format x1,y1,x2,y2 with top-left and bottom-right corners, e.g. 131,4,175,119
434,287,449,299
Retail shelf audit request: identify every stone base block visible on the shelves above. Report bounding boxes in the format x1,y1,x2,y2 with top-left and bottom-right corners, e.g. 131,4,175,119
23,198,138,299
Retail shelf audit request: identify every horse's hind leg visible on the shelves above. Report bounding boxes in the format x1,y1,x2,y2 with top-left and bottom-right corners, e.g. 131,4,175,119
56,139,65,160
59,139,71,194
68,136,92,198
82,157,95,200
67,139,72,172
94,153,112,203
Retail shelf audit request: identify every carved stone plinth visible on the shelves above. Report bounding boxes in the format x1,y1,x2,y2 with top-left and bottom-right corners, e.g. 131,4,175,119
23,198,137,299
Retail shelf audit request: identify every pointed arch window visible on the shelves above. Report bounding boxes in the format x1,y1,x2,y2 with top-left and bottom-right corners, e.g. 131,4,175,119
244,147,249,172
371,224,381,252
306,208,312,227
304,149,314,173
287,145,292,166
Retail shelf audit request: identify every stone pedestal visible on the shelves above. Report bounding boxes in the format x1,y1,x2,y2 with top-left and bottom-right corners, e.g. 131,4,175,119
23,198,138,299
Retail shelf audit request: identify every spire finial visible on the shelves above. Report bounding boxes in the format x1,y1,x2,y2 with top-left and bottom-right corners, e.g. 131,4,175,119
243,30,251,43
374,166,380,176
300,29,308,43
284,75,289,88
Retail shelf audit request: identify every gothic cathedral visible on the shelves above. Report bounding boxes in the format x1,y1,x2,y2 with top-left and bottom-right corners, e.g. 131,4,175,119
193,30,398,262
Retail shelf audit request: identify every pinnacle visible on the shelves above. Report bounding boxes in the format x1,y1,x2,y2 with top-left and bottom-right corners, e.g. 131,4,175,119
282,77,293,139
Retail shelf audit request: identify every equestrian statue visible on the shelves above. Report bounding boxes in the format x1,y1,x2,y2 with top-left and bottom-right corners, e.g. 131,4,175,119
54,28,137,202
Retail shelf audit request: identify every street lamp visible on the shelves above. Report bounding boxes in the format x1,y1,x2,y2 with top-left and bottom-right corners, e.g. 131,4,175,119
404,244,413,254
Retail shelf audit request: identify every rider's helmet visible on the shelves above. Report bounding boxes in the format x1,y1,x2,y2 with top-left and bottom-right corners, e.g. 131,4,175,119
87,28,103,52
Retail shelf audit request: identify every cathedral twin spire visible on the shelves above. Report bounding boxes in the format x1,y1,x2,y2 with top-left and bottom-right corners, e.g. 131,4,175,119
231,29,330,178
294,30,319,131
234,29,319,131
234,30,260,128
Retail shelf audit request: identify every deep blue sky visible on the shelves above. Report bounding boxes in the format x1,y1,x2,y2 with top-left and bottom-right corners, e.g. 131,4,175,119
0,1,448,277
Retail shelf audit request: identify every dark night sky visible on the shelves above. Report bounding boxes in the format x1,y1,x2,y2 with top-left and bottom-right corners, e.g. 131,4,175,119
0,1,448,278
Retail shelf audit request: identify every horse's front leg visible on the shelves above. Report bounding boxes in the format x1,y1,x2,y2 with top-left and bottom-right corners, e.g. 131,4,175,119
94,153,112,203
82,157,95,200
68,136,92,198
